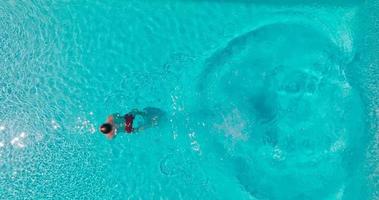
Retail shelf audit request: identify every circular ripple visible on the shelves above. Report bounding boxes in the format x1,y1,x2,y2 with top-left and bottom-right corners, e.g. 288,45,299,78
198,22,365,198
160,154,184,176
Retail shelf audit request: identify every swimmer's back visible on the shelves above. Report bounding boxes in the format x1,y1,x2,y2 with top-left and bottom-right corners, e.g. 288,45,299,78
111,113,125,130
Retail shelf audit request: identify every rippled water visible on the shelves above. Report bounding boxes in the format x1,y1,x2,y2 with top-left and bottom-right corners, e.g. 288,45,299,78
0,0,378,199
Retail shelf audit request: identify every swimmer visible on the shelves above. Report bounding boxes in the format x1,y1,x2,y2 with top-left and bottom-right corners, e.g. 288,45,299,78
99,107,165,139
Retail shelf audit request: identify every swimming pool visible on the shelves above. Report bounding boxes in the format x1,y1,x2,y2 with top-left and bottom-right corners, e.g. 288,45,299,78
0,0,378,199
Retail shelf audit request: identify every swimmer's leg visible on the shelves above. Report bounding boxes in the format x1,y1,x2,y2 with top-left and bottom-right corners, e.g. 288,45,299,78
134,107,166,132
142,107,165,126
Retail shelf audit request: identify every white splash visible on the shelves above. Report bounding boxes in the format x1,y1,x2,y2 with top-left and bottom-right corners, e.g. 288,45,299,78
20,132,26,138
330,137,346,153
10,132,27,148
51,119,61,130
272,146,285,161
188,131,201,153
75,117,96,134
214,108,248,141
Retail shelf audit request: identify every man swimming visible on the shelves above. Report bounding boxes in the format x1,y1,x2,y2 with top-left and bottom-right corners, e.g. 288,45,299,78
99,107,164,139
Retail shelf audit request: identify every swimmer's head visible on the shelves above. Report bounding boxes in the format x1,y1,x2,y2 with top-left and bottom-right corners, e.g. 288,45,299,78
100,123,113,134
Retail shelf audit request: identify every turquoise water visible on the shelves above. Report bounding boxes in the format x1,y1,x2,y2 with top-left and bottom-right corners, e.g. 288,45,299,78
1,0,378,199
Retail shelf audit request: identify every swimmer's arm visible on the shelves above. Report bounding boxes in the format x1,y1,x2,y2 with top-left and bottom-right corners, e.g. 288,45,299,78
105,114,119,139
107,113,124,124
106,131,116,140
132,125,146,133
106,114,116,123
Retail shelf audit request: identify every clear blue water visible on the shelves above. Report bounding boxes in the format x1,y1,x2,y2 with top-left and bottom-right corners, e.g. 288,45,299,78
0,0,378,199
